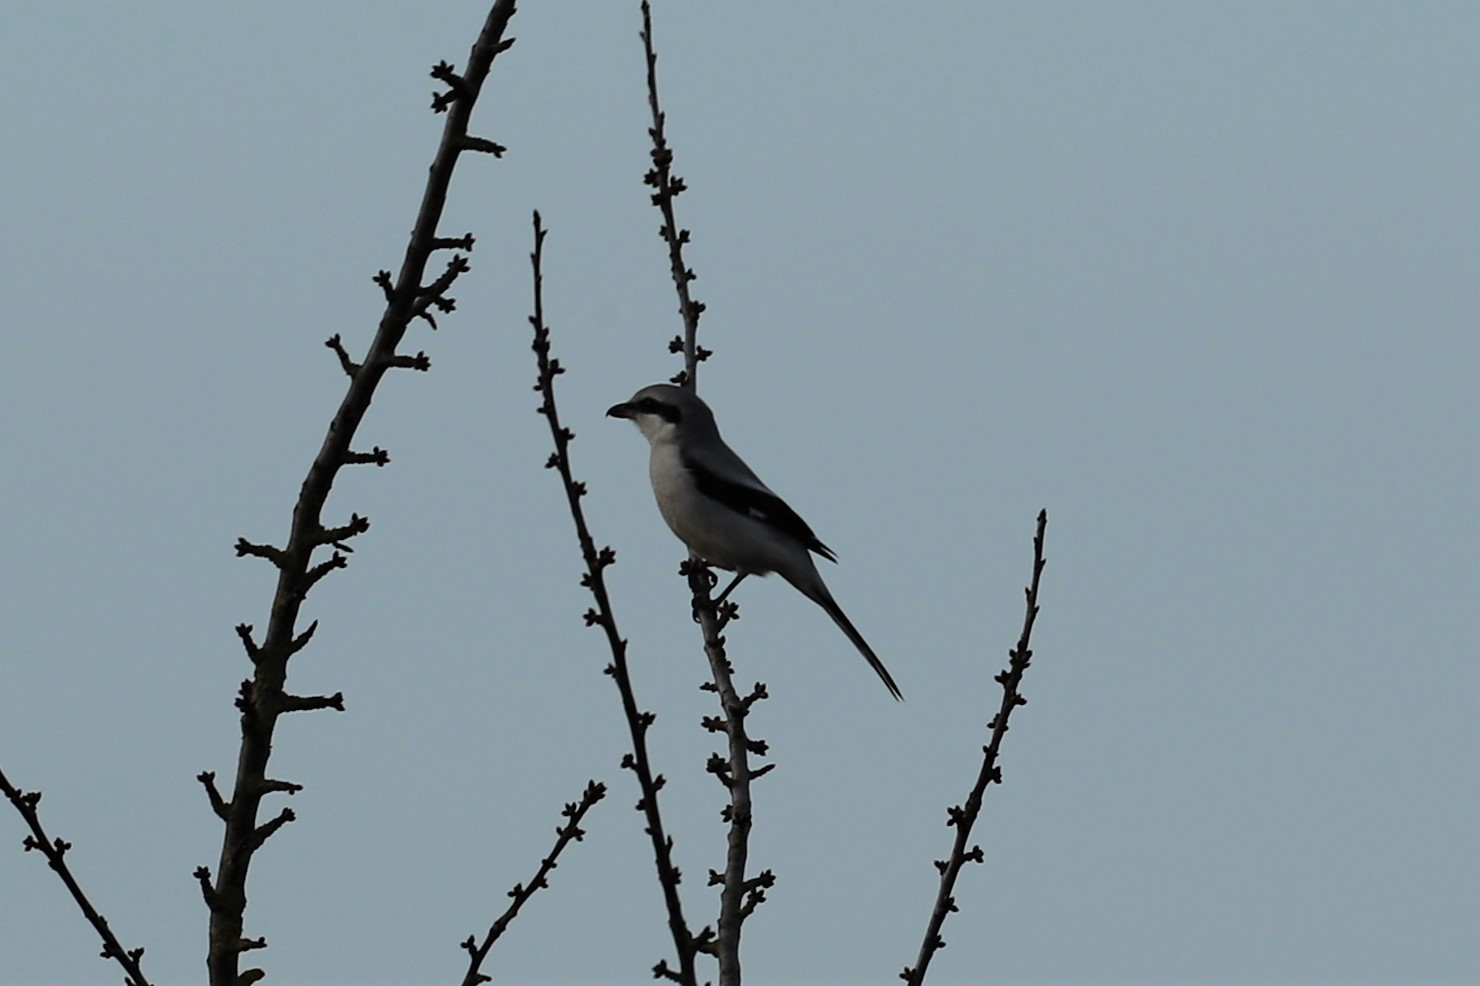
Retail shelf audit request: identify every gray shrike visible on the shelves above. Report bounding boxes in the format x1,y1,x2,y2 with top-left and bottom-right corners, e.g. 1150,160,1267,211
608,383,902,700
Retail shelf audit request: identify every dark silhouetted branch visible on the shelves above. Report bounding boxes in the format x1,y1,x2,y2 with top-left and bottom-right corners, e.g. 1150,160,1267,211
0,764,154,986
458,135,507,156
325,334,359,376
286,620,319,656
315,514,370,549
640,6,763,981
688,561,767,986
296,551,347,598
386,351,432,372
458,780,607,986
525,211,699,985
198,771,230,820
244,808,295,853
234,539,285,567
202,4,520,984
280,692,345,714
433,233,477,252
903,509,1049,985
344,446,391,467
640,0,708,389
234,624,260,662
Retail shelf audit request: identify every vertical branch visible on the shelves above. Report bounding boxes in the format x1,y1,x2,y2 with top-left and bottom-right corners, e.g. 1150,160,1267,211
526,213,699,986
640,5,764,983
903,509,1049,985
0,765,153,986
200,5,519,985
640,0,709,389
692,586,776,986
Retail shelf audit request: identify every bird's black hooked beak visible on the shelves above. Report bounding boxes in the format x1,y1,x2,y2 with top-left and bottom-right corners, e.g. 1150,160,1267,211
606,402,635,419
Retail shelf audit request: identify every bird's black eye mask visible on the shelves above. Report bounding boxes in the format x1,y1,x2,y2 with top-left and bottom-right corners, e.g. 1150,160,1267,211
638,397,681,423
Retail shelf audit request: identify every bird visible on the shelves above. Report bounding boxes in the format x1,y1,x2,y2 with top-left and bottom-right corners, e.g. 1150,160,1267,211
607,383,902,700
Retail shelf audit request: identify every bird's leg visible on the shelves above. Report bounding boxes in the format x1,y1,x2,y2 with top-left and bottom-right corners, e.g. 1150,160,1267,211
713,572,748,607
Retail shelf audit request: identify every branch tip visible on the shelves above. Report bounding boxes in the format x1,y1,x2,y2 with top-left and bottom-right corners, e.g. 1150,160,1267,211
325,334,359,376
907,510,1049,982
345,446,392,466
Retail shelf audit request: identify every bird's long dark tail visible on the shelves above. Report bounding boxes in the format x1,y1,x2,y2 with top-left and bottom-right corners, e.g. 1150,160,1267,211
800,577,904,701
829,598,904,700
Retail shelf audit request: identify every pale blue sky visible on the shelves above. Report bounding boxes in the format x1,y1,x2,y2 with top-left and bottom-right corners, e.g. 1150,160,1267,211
2,3,1476,984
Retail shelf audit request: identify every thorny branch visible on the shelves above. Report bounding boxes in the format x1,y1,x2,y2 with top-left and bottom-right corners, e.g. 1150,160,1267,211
526,212,699,986
0,764,153,986
200,4,519,984
902,509,1049,985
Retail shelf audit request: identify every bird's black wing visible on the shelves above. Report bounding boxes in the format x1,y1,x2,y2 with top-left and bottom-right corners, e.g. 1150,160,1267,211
681,448,837,562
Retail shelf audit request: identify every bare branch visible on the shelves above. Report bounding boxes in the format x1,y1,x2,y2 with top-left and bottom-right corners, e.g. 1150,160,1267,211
458,780,606,986
194,866,217,909
903,509,1048,985
202,5,521,982
279,686,343,710
386,351,432,372
325,334,359,376
294,551,347,600
244,808,294,853
429,59,469,113
0,764,154,986
458,135,506,156
640,0,707,388
344,446,391,467
287,620,319,656
410,253,471,329
280,692,346,714
234,624,260,663
198,771,230,821
524,211,699,985
234,539,285,567
689,581,768,982
315,514,370,548
640,7,760,979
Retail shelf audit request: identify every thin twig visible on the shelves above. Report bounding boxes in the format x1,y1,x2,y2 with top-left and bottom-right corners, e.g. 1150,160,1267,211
902,509,1049,985
640,6,762,982
458,780,607,986
201,5,519,984
0,764,153,986
526,212,699,986
640,0,709,389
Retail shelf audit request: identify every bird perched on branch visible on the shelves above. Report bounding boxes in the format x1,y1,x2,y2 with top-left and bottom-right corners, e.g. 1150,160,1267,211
608,383,902,700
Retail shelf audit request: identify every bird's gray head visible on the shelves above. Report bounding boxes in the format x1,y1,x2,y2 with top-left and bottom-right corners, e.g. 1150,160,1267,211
606,383,718,445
